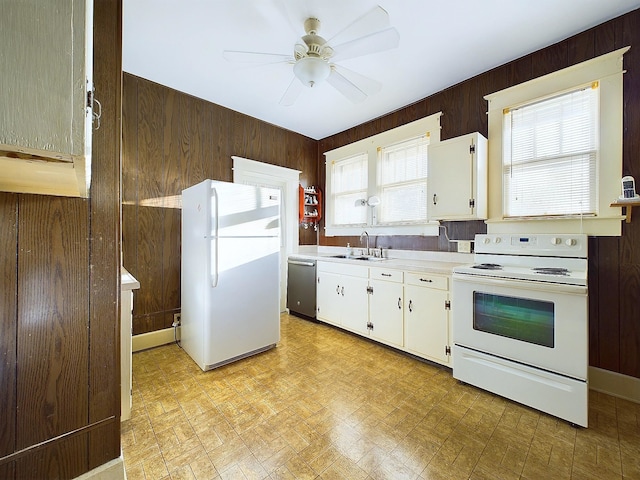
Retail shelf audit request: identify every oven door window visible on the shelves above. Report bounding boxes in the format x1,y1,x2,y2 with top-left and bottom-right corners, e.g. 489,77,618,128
473,292,554,348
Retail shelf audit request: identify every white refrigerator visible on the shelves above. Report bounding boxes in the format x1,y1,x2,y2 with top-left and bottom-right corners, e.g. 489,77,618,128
181,179,281,371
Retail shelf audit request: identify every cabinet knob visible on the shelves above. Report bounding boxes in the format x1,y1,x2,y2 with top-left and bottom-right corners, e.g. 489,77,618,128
433,194,438,205
408,300,413,312
398,297,402,309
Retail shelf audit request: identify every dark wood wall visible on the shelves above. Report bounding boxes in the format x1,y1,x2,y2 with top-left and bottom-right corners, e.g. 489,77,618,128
122,75,318,335
0,1,122,478
318,9,640,380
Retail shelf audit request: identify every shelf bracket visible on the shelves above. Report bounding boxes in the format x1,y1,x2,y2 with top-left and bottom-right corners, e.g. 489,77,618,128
610,201,637,223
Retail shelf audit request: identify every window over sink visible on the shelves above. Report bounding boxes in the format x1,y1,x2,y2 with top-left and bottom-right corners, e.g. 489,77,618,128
331,152,368,226
324,113,441,236
378,135,429,224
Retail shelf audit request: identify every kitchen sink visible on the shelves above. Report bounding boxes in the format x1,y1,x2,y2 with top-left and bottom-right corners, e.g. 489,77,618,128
328,254,386,262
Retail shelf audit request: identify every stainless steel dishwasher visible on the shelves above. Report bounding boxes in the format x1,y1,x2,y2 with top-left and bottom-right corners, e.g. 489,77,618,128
286,256,317,320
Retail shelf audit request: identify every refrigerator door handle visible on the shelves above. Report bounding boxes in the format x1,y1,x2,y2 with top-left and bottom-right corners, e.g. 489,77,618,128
210,186,219,287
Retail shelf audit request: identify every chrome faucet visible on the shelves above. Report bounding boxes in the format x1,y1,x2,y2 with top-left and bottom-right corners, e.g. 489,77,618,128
360,230,370,256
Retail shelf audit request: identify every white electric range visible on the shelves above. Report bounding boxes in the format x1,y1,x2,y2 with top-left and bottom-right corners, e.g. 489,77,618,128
452,233,589,427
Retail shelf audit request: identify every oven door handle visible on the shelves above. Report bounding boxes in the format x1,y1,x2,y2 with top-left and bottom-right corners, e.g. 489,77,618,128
452,274,587,295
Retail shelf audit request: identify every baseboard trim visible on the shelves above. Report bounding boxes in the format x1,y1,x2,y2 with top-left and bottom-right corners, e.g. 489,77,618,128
132,327,179,352
72,456,124,480
589,366,640,403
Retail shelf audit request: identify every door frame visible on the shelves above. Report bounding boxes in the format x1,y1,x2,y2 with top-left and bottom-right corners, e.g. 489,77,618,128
232,156,300,312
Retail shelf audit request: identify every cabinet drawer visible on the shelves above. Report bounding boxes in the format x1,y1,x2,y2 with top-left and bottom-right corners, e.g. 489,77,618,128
405,272,448,290
317,260,369,277
370,267,403,283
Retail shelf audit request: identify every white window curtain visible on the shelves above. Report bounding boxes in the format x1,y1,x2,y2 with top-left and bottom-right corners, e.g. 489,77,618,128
331,153,368,225
378,135,429,223
503,85,599,218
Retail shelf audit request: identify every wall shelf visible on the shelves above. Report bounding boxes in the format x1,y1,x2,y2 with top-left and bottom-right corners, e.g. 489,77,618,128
610,199,640,223
299,185,322,230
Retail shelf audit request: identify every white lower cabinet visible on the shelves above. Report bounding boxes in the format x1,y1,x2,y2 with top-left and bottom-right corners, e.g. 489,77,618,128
316,269,342,326
316,261,451,367
340,273,370,335
404,272,450,364
316,261,368,332
369,267,404,348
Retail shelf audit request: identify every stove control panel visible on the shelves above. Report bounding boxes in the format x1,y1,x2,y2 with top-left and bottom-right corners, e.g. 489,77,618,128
474,234,587,258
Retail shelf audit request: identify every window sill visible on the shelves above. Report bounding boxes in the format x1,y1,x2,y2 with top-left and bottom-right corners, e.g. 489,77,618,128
485,215,623,236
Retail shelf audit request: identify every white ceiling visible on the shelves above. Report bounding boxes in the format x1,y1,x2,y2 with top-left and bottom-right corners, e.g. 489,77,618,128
122,0,639,140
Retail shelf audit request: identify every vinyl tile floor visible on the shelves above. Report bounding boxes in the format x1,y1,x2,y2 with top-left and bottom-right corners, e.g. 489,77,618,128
121,313,640,480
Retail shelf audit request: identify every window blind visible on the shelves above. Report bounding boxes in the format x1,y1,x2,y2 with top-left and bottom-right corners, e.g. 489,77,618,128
331,153,368,225
378,135,429,223
503,85,599,217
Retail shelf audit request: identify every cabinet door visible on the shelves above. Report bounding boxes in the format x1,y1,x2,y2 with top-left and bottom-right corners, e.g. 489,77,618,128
0,0,93,197
316,270,342,326
428,133,486,220
369,280,404,347
405,284,449,364
340,274,369,335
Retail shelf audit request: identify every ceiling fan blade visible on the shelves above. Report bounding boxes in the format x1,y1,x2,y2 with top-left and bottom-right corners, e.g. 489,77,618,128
279,76,304,106
331,27,400,62
223,50,292,65
327,6,392,47
327,66,381,103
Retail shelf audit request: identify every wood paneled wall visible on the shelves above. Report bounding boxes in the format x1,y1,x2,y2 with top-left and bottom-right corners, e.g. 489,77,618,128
0,1,122,478
318,10,640,379
122,75,318,335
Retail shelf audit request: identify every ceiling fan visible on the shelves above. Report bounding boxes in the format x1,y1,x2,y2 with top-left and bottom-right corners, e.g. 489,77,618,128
223,5,400,106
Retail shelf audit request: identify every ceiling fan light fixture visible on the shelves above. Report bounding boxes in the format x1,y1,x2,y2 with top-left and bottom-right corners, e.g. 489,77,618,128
293,56,331,88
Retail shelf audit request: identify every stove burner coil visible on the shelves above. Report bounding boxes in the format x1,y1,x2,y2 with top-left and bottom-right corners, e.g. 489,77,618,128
471,263,502,270
532,267,569,276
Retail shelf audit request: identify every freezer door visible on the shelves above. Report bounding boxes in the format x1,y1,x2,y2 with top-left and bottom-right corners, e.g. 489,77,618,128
210,181,280,238
210,182,280,287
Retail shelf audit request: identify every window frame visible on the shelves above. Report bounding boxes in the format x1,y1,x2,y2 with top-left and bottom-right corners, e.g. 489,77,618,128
502,83,599,218
324,113,442,237
377,135,430,225
484,47,629,236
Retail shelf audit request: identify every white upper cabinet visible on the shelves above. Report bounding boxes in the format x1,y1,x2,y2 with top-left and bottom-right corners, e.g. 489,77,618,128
427,132,487,220
0,0,93,197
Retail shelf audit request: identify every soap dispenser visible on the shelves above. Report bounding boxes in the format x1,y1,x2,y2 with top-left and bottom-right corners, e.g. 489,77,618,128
346,243,352,258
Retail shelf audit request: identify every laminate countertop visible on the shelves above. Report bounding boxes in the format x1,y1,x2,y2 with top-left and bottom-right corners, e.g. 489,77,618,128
291,247,473,275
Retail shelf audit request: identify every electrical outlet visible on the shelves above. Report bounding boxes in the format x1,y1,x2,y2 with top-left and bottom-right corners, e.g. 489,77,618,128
458,240,472,253
172,313,181,327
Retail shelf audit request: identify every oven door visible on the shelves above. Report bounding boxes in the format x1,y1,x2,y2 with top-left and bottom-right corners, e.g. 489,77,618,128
452,273,588,380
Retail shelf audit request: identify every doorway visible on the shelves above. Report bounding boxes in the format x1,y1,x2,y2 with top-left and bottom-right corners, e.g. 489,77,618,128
232,156,300,312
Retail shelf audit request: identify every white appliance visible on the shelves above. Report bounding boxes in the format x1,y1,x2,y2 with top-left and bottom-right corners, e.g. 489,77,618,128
181,179,281,371
452,234,589,427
